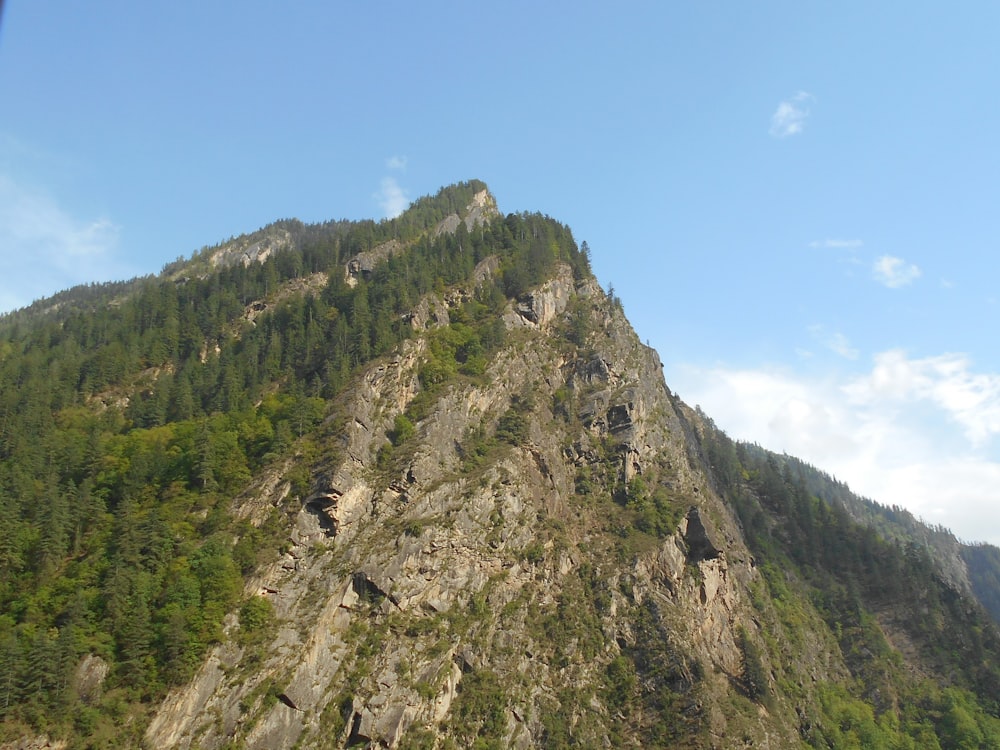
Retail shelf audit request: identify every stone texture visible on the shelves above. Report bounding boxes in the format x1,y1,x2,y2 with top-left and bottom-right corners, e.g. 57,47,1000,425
72,654,109,705
145,263,814,750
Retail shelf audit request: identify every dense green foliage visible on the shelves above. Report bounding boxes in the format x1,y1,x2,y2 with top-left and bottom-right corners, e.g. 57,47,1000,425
0,183,588,745
699,419,1000,748
963,543,1000,624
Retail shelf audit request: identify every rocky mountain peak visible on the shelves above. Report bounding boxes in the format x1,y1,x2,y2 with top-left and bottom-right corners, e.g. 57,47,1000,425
347,187,501,286
4,183,1000,750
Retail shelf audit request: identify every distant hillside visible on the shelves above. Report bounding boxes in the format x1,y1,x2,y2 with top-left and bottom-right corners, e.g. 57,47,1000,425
734,444,1000,622
963,543,1000,623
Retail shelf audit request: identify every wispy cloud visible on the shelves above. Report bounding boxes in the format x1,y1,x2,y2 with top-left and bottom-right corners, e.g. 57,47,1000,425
375,176,410,219
809,238,863,249
0,175,129,312
668,350,1000,544
809,326,859,360
843,350,1000,446
872,255,921,288
374,155,412,218
770,91,814,138
386,155,408,171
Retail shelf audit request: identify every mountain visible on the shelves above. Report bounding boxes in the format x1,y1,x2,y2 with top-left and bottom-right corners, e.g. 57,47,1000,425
2,181,1000,748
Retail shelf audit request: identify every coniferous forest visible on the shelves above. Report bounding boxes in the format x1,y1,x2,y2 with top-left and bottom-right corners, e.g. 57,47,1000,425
0,182,588,743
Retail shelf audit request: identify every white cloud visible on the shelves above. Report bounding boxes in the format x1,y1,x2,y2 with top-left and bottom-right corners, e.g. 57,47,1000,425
668,351,1000,545
386,155,408,171
809,238,863,249
872,255,921,288
0,175,127,312
770,91,813,138
844,350,1000,446
375,176,410,219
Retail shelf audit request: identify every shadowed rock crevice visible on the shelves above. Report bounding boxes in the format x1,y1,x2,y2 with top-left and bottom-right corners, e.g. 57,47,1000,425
304,494,339,537
685,507,722,563
352,572,397,606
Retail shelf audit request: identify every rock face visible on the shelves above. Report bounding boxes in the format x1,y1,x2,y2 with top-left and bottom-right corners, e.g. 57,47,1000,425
502,264,576,329
432,188,498,237
145,263,838,749
72,654,109,705
209,228,294,270
0,739,67,750
345,239,405,286
347,189,500,287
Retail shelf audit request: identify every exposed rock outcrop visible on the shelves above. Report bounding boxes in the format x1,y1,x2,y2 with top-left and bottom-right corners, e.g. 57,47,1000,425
72,654,109,705
209,228,294,269
145,263,836,750
432,188,499,237
0,738,67,750
347,189,500,287
503,263,577,329
345,239,405,286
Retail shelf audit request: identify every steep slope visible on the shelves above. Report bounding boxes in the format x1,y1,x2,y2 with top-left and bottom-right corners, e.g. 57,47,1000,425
145,265,1000,747
2,182,1000,748
145,261,786,749
963,543,1000,622
759,449,1000,609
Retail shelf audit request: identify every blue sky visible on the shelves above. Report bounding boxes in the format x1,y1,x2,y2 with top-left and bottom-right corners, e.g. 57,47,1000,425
3,2,1000,542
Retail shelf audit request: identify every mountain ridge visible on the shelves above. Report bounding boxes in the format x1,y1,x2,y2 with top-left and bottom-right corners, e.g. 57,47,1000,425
1,181,999,748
